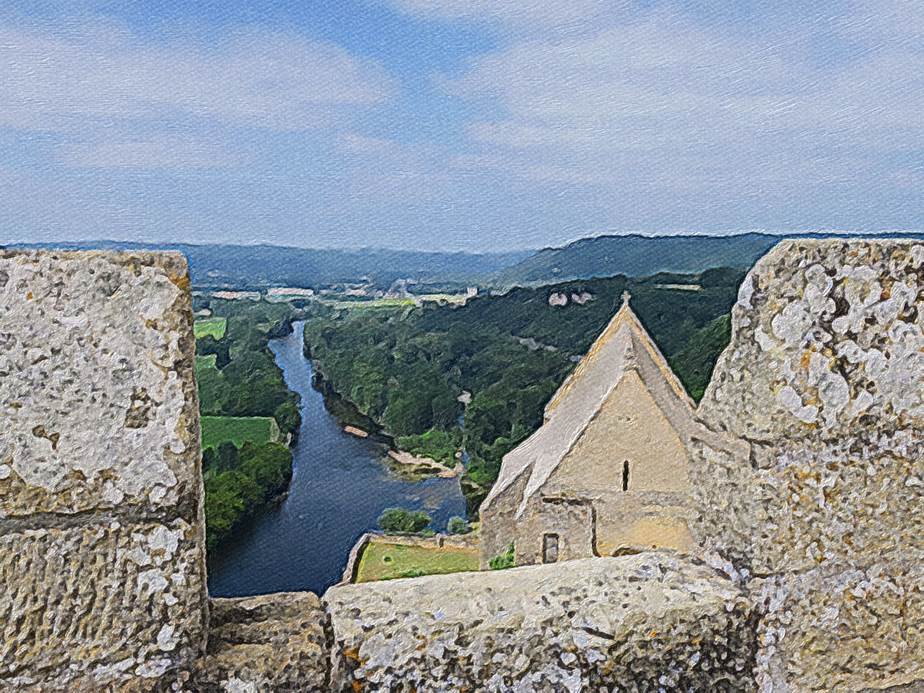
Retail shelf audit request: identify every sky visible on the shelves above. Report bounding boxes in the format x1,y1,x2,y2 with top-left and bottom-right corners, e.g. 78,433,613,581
1,0,923,251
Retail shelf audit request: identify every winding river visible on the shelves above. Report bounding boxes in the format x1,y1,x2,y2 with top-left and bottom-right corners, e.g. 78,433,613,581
207,320,466,597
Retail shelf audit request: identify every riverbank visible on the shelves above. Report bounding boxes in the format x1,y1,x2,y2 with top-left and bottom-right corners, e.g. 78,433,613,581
306,362,464,481
207,321,466,597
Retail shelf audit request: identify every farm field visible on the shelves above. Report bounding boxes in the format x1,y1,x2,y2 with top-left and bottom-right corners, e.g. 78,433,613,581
194,317,227,340
201,415,280,450
355,541,479,582
195,354,218,370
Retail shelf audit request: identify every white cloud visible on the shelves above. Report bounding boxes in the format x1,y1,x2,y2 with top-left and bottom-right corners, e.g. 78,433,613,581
0,21,396,133
57,136,240,170
439,3,924,198
387,0,612,29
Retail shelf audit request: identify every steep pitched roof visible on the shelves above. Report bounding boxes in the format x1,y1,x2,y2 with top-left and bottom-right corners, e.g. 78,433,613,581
481,293,695,518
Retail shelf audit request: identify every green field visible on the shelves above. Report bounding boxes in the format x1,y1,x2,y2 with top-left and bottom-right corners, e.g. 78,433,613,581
195,354,218,371
201,415,280,450
355,542,479,582
324,297,417,311
194,317,227,340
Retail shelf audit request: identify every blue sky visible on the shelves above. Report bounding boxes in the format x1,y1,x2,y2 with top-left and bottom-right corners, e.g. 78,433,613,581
1,1,923,251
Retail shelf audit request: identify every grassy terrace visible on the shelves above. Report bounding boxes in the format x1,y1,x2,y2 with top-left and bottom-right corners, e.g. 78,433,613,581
355,542,479,582
194,317,228,340
201,415,280,450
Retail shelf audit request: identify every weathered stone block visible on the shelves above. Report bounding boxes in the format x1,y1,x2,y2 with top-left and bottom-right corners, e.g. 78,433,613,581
752,554,924,691
0,251,206,690
193,592,330,692
693,432,922,575
693,240,924,575
693,240,924,690
700,240,924,443
0,519,205,690
325,554,757,692
0,250,200,517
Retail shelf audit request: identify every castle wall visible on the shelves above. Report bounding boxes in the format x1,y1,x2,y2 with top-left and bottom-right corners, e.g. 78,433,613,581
4,246,922,691
0,251,207,690
693,240,924,690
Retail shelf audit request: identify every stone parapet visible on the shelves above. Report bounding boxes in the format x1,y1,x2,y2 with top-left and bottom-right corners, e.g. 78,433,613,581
325,553,757,692
0,251,207,690
193,592,331,691
692,240,924,690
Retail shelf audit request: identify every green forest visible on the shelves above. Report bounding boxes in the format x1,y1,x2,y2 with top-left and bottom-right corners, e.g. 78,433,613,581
194,299,303,550
303,268,743,514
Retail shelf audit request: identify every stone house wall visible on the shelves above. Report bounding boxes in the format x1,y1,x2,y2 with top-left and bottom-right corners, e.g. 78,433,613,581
478,466,527,568
514,496,596,564
544,368,693,556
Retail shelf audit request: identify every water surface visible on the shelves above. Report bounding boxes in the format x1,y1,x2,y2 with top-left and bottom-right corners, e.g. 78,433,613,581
207,321,466,596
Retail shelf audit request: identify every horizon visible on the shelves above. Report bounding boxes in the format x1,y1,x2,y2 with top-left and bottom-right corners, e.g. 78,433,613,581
2,1,923,251
11,227,924,255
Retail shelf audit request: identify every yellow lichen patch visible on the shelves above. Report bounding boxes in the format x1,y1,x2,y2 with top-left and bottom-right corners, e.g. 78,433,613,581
800,350,813,370
168,271,191,293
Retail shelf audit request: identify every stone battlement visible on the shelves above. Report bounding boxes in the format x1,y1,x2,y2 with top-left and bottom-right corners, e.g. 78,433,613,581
0,245,921,691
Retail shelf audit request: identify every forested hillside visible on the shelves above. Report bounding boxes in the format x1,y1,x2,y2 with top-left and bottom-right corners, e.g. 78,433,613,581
18,240,528,290
194,299,302,550
303,268,744,513
492,232,924,287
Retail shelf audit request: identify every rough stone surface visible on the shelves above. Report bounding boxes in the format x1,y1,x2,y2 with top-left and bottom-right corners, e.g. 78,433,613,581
0,251,206,690
0,251,200,517
751,554,924,691
193,593,330,692
692,240,924,690
325,554,757,692
700,241,923,443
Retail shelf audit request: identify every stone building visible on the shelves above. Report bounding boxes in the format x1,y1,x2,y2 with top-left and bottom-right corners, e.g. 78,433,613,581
479,292,698,568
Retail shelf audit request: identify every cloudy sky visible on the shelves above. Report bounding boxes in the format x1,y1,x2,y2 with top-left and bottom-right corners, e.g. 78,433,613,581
2,1,923,250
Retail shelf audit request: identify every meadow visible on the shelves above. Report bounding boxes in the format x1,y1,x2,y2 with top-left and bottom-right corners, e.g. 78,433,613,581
355,542,479,582
194,317,227,340
200,415,280,450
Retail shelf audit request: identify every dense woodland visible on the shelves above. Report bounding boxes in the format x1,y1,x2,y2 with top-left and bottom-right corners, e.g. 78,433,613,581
194,299,302,550
303,268,743,513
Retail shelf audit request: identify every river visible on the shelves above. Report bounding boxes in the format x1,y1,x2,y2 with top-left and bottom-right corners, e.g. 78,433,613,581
207,320,467,597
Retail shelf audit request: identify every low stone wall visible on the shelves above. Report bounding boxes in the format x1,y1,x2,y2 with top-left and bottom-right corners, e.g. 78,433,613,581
193,593,331,691
325,553,757,692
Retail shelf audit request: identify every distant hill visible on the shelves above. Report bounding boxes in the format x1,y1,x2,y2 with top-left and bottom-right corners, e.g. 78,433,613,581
14,231,924,290
10,241,530,290
492,232,924,286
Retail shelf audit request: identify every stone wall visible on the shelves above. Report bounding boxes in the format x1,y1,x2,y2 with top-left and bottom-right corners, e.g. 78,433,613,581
0,251,208,690
325,553,757,692
691,240,924,691
5,246,923,691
